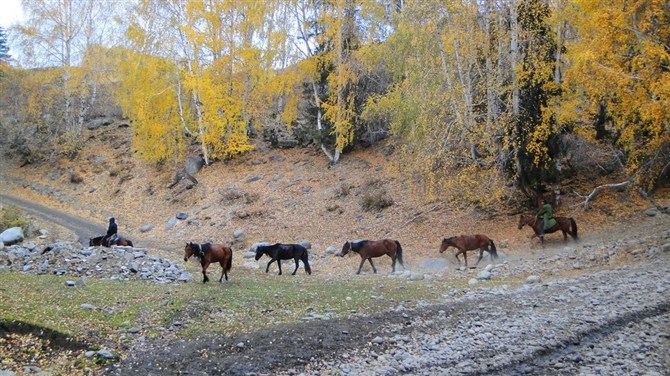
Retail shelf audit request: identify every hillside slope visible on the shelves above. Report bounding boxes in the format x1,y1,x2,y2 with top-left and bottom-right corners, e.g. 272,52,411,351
1,119,668,274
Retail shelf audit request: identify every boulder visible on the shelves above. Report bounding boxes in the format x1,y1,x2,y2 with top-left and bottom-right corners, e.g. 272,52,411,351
0,227,24,245
184,155,205,176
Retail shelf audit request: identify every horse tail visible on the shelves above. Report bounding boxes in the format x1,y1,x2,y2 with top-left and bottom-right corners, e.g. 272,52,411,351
301,249,312,275
226,250,233,272
570,218,578,239
489,239,498,258
395,241,404,265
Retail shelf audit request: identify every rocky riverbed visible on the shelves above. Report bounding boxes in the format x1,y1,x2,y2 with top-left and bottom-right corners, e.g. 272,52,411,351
0,242,193,283
301,259,669,375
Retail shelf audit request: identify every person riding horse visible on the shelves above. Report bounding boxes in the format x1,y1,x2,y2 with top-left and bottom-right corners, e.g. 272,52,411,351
103,217,118,247
536,199,557,240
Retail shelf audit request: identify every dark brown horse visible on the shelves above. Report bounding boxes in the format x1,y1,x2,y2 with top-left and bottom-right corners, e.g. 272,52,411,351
184,242,233,283
255,243,312,275
338,239,404,275
518,215,578,243
439,235,498,269
89,235,134,247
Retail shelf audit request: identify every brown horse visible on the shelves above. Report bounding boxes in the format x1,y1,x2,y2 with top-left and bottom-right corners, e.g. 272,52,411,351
338,239,404,274
184,242,232,283
89,235,134,247
439,235,498,269
518,215,578,244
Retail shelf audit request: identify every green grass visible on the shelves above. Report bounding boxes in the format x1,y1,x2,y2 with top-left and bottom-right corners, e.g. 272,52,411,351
0,268,526,374
0,268,526,342
0,270,439,340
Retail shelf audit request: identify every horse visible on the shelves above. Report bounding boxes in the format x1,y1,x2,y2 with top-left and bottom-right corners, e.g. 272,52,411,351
338,239,404,275
518,215,578,244
184,242,233,283
439,235,498,269
254,243,311,275
89,235,134,247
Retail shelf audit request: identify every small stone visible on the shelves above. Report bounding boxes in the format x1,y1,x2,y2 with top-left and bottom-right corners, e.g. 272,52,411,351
477,270,492,280
65,280,76,287
526,275,542,284
80,303,95,310
371,336,384,344
236,342,245,349
645,208,658,216
96,349,115,359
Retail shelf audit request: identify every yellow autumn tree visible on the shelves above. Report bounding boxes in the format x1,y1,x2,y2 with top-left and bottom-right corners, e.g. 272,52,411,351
558,0,670,190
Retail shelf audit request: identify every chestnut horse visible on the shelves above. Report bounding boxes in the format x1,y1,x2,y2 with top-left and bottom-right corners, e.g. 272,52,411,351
338,239,404,275
518,215,578,244
439,235,498,269
184,242,232,283
89,235,134,247
255,243,312,275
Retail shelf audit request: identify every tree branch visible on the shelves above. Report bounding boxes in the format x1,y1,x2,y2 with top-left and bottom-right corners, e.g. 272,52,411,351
573,181,629,210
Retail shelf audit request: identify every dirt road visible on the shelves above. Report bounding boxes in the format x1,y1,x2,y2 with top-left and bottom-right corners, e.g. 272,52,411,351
0,193,106,245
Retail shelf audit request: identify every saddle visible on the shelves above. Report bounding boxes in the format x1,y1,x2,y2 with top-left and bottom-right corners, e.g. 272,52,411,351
105,234,120,246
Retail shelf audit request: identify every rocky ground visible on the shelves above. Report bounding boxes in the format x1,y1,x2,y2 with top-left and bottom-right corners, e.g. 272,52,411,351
98,225,670,375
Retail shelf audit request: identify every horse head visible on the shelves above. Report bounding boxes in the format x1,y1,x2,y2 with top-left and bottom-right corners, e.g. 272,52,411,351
254,247,264,260
439,237,453,253
338,241,351,257
184,242,196,262
518,215,530,230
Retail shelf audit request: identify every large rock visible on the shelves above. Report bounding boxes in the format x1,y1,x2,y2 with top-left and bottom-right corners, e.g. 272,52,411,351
184,155,205,176
87,117,113,130
0,227,24,245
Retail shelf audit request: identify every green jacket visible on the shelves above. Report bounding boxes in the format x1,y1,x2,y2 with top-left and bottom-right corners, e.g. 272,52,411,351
536,203,557,230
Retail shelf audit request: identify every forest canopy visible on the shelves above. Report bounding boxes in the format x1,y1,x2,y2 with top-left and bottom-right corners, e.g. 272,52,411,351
0,0,668,205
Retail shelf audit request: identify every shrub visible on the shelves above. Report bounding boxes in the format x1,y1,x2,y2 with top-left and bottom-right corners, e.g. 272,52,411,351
360,189,394,212
0,205,29,233
70,173,84,184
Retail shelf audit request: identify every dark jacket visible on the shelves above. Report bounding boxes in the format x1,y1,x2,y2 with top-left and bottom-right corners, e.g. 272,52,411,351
106,218,117,237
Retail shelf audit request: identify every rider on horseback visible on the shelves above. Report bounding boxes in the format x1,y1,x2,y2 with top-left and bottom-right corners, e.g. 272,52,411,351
536,199,557,241
103,217,118,247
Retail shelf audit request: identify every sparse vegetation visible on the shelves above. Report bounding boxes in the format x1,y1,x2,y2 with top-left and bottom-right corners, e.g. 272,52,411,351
70,172,83,184
360,189,394,212
0,205,31,234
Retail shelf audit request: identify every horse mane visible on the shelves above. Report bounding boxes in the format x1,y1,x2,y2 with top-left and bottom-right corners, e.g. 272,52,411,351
350,240,368,252
190,242,211,258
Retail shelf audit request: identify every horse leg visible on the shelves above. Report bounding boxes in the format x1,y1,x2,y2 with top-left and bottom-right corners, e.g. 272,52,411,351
292,257,299,275
202,261,210,283
277,259,283,275
356,258,367,274
368,258,377,274
463,251,470,269
474,249,484,267
562,230,568,241
391,254,396,273
265,259,275,273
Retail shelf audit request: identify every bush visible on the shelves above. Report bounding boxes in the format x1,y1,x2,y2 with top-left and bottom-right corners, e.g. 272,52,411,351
70,172,84,184
360,189,394,212
0,205,28,233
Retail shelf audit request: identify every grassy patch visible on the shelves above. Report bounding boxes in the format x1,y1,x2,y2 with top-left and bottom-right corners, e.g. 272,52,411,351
0,268,524,373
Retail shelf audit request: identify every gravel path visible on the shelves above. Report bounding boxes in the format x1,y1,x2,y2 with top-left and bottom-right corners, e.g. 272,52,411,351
303,255,670,376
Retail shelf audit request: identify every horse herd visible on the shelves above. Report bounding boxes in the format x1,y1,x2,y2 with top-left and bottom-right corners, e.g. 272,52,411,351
92,214,578,283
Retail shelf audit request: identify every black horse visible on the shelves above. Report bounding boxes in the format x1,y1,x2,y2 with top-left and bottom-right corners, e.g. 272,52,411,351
89,235,134,247
254,243,312,275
